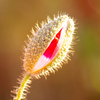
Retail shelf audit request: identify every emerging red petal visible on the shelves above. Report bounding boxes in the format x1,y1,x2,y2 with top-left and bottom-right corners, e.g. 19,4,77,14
43,28,62,59
33,28,64,72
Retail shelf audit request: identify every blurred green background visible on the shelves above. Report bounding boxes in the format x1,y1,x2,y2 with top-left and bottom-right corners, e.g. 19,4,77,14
0,0,100,100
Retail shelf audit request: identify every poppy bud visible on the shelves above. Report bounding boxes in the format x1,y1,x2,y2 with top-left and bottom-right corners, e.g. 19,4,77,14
23,14,75,78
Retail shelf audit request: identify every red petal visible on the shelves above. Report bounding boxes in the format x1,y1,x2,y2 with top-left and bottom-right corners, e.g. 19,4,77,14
33,28,63,72
43,28,62,59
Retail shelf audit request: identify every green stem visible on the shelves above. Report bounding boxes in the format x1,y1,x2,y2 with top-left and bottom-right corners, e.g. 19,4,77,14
14,73,31,100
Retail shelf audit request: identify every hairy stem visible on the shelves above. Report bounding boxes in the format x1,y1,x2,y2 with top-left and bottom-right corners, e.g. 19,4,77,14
14,73,31,100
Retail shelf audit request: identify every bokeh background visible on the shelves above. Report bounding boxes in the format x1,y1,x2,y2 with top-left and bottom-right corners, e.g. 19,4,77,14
0,0,100,100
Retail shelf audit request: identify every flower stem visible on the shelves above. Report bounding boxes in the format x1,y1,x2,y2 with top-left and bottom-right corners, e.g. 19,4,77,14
14,73,31,100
